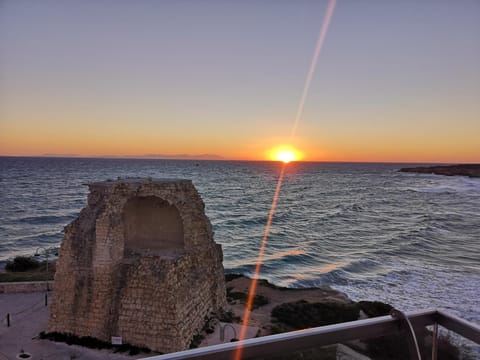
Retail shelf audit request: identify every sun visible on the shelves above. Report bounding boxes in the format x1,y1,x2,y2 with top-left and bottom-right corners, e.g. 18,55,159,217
276,150,296,163
268,146,302,163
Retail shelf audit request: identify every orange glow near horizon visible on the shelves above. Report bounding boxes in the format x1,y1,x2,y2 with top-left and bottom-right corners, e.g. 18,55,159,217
267,146,303,163
1,114,479,163
1,135,480,163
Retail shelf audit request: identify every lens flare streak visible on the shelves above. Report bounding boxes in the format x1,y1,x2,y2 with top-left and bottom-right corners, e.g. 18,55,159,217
234,1,337,358
234,164,286,360
290,0,337,140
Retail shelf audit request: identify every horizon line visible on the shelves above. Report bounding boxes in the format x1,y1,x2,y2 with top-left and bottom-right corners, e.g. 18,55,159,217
0,154,478,165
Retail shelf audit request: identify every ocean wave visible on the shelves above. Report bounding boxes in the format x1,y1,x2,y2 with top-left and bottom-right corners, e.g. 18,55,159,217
295,270,351,287
406,186,457,194
15,214,76,225
263,249,306,260
282,258,384,288
404,177,480,194
5,231,63,245
342,258,382,275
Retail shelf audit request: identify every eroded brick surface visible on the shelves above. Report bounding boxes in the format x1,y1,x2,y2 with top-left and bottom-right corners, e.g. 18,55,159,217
48,178,226,353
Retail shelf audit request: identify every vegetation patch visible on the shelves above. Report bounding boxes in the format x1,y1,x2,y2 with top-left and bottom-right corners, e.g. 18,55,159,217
1,256,55,282
189,313,221,348
225,273,244,282
39,332,152,356
189,333,205,349
358,300,393,318
5,256,40,272
271,300,359,331
252,294,269,308
217,309,241,323
226,287,269,309
0,271,54,282
227,290,246,302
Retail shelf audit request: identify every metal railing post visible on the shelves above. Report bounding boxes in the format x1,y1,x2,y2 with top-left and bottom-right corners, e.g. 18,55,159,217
34,246,50,291
390,309,422,360
431,322,438,360
139,309,480,360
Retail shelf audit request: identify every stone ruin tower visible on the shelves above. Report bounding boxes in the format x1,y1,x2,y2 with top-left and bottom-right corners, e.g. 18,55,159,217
49,178,226,353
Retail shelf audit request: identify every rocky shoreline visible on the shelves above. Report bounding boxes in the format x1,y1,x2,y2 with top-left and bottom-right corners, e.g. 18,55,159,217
0,272,465,359
399,164,480,178
197,274,462,359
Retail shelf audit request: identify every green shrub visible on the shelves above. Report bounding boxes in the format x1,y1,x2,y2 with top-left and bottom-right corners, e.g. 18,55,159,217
38,331,151,354
225,273,244,282
227,291,246,302
226,289,269,309
0,271,53,282
271,301,359,330
358,301,393,318
5,256,40,272
253,294,269,309
270,322,290,334
189,333,204,349
217,309,240,323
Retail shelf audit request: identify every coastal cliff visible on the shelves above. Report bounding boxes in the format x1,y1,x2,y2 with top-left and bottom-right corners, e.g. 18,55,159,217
399,164,480,178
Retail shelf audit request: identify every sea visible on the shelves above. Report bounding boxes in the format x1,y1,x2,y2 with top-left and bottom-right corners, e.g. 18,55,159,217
1,156,479,352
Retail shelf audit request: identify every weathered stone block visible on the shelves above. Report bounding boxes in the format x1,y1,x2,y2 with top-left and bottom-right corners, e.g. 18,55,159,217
49,178,226,353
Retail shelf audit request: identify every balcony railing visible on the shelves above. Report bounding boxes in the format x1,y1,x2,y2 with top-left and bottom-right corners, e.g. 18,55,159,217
141,309,480,360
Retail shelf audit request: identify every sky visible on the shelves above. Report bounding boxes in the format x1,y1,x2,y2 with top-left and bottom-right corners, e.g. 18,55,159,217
1,0,479,162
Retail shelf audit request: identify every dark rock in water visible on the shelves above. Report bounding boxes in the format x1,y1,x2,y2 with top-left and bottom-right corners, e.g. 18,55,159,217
399,164,480,178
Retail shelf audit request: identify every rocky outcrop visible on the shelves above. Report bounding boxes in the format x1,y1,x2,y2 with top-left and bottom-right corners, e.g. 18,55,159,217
399,164,480,178
48,178,226,353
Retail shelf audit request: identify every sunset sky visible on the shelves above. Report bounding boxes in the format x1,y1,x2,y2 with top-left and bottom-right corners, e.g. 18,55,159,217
1,0,479,162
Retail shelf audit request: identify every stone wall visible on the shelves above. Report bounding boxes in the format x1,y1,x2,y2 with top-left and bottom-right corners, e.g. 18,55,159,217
48,178,226,353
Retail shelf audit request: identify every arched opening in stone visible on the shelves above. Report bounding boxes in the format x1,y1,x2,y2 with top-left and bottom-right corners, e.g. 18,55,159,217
123,196,185,256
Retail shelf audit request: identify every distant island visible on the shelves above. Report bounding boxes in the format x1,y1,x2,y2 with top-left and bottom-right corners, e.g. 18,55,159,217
41,153,225,160
139,153,225,160
400,164,480,178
